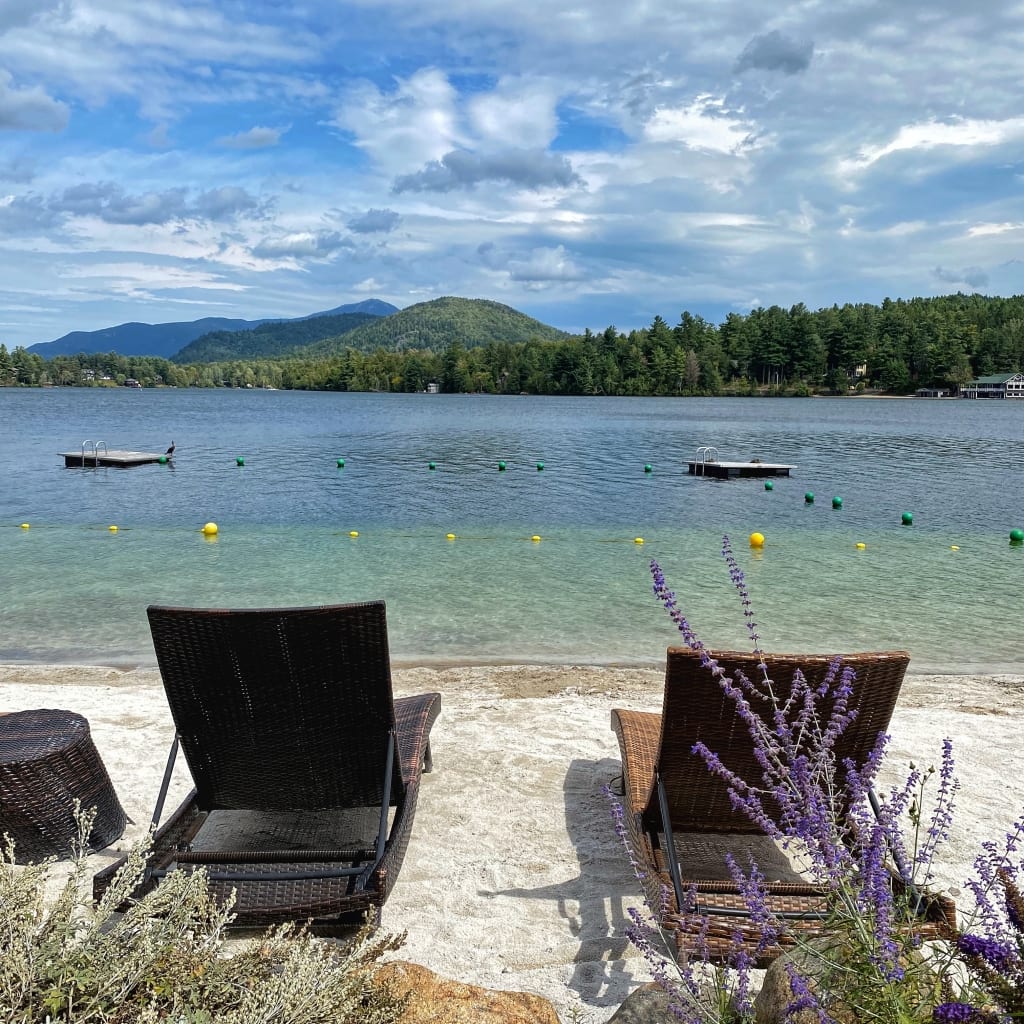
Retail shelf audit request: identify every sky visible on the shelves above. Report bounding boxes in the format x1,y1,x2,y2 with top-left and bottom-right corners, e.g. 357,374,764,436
2,0,1023,349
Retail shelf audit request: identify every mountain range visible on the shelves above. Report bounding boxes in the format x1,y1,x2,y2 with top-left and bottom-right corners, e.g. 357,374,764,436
28,299,399,359
29,297,571,362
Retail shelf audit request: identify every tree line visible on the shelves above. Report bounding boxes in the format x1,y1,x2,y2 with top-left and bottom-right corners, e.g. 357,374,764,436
2,292,1022,395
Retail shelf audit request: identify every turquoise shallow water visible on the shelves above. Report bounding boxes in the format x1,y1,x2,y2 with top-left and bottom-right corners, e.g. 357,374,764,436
0,389,1020,671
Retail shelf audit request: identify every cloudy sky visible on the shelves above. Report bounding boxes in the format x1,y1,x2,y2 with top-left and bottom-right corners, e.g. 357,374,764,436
2,1,1022,348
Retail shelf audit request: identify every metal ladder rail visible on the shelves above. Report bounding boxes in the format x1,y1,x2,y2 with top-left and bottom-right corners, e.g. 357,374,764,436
693,445,719,476
79,439,107,466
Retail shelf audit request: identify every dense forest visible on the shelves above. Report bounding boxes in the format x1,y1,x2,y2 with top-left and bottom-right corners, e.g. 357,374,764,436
2,292,1022,395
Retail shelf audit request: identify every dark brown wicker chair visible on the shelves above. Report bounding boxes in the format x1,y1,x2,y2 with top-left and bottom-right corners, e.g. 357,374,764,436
611,647,956,964
93,601,440,930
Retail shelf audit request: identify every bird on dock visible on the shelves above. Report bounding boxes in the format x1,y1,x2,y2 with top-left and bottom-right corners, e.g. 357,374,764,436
165,441,176,456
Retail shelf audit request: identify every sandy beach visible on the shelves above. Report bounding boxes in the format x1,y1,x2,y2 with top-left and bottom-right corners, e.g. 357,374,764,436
2,662,1023,1022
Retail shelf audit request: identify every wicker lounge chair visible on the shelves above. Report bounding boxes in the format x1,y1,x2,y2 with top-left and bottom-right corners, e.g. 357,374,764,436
611,647,956,964
93,601,440,930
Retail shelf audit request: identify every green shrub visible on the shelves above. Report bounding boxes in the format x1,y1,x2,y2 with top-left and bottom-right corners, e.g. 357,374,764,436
0,812,407,1023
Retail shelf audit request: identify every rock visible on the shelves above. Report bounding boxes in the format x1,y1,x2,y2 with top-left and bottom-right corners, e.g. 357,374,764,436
754,939,939,1024
755,944,845,1024
374,960,561,1024
606,982,675,1022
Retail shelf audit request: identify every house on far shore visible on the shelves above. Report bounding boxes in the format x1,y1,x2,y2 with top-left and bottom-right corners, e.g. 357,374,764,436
916,386,951,398
960,372,1024,399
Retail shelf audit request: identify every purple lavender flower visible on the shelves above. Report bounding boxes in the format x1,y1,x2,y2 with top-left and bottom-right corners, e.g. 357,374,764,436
641,539,1013,1022
784,966,829,1023
932,1002,984,1022
957,933,1019,972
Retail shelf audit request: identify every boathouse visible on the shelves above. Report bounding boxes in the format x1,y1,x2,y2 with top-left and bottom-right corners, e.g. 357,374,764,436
961,372,1024,399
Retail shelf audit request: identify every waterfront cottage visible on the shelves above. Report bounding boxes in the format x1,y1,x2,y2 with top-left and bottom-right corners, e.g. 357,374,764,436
960,371,1024,398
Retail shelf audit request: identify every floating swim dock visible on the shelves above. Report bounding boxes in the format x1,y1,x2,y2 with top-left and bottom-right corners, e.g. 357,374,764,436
687,445,794,478
60,441,169,468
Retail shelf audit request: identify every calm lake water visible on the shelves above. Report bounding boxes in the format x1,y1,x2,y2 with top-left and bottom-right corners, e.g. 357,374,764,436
0,388,1021,673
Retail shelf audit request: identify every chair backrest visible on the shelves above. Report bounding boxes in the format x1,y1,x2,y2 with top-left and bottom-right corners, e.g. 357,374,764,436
147,601,403,813
647,647,910,834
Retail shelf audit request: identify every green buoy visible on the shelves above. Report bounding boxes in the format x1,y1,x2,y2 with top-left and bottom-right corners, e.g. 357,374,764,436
158,455,167,464
498,461,506,471
536,461,544,471
832,496,843,509
1011,528,1024,545
805,492,815,504
236,456,245,467
337,458,345,468
644,464,652,473
429,461,436,470
764,480,773,491
902,511,914,526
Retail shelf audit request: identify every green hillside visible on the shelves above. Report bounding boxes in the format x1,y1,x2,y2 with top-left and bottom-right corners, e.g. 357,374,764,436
171,312,378,363
300,297,572,356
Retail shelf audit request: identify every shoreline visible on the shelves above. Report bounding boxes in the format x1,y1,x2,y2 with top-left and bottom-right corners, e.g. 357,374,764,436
2,656,1021,677
3,662,1023,1022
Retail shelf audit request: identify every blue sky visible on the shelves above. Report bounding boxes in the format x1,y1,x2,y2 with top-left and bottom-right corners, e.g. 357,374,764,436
2,0,1022,349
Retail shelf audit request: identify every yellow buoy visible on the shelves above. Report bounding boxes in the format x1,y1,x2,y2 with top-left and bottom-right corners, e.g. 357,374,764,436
202,522,218,536
349,530,359,538
20,522,30,530
749,532,765,548
108,525,118,533
446,533,456,540
855,542,866,550
950,545,960,551
531,535,541,542
634,537,644,544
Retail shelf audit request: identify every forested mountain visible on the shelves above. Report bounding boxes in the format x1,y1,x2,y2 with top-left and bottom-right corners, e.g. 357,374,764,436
27,299,399,359
29,316,273,359
300,296,571,355
4,292,1022,396
172,312,379,363
172,296,566,363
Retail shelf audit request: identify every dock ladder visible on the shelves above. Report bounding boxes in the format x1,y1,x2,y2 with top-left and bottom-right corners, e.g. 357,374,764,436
693,446,719,476
79,440,108,467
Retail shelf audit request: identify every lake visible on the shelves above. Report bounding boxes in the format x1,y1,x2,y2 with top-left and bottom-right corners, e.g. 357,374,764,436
0,388,1020,672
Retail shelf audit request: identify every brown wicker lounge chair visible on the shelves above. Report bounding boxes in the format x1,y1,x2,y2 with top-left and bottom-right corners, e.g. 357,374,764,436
611,647,956,964
93,601,440,930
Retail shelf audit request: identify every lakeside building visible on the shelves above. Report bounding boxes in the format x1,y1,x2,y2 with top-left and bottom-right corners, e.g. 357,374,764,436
960,372,1024,399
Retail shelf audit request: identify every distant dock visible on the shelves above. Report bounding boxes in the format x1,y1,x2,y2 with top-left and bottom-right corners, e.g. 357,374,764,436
60,445,169,468
687,460,794,478
687,445,794,478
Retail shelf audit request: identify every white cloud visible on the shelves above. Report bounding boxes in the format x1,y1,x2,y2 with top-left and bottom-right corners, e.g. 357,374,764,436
966,222,1024,238
642,96,756,155
841,116,1024,173
467,78,560,150
252,231,350,259
330,69,462,174
217,125,287,149
0,70,68,131
61,261,247,297
506,245,586,287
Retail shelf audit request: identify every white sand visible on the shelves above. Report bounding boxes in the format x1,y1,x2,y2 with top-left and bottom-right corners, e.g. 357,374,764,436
2,663,1023,1022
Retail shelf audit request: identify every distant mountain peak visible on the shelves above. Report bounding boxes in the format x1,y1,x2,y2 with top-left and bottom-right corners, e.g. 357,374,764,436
28,300,401,359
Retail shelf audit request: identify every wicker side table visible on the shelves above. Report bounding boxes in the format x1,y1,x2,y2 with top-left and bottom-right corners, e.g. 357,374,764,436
0,709,127,862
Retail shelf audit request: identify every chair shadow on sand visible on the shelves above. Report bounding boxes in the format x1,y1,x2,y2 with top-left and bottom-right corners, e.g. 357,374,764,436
484,755,652,1015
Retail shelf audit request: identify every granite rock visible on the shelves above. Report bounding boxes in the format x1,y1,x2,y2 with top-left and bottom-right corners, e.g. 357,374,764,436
375,961,561,1024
